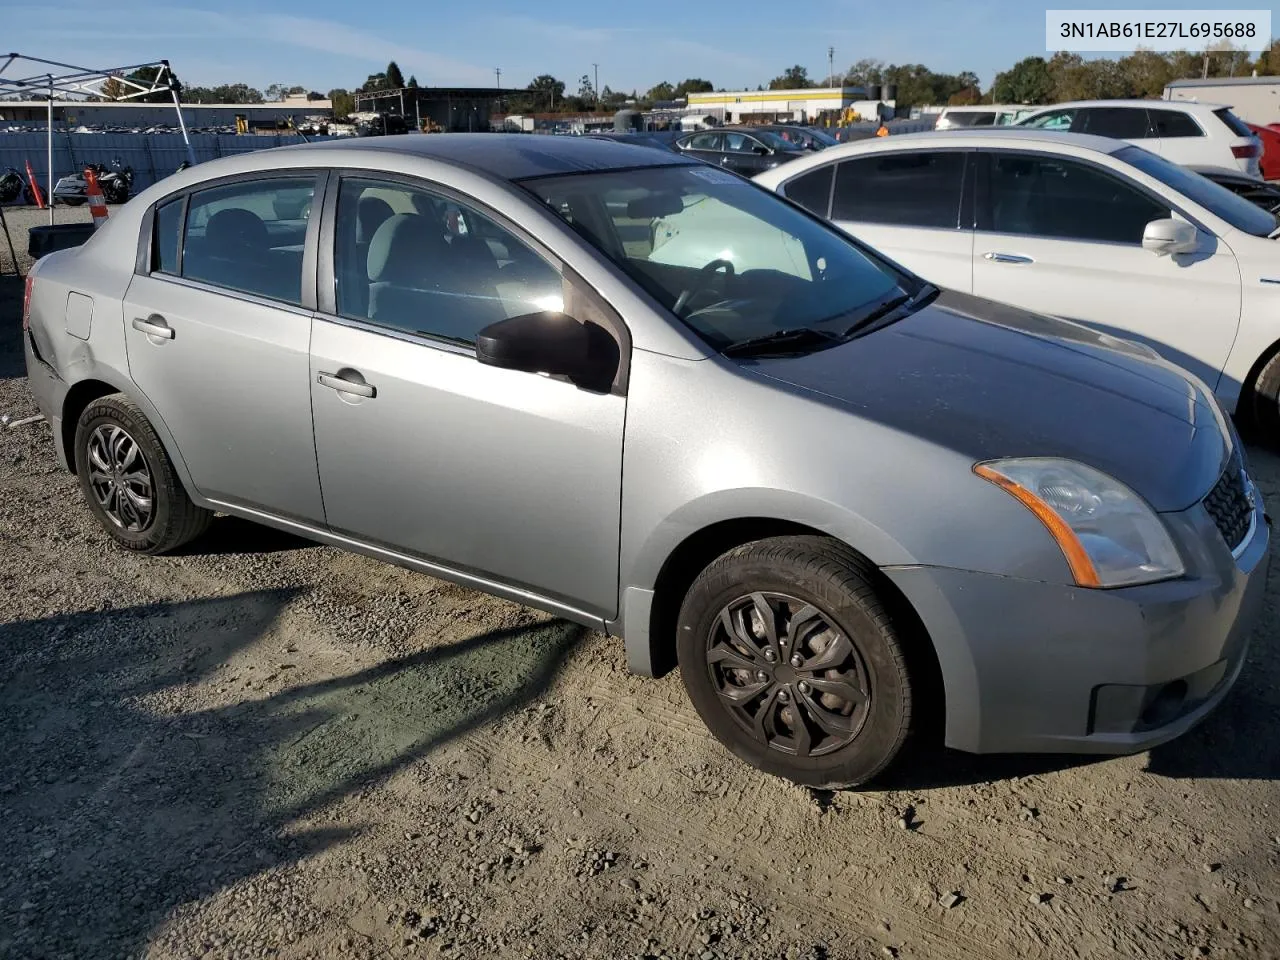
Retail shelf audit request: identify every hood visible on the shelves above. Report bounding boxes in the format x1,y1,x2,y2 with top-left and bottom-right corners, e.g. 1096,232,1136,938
743,290,1229,512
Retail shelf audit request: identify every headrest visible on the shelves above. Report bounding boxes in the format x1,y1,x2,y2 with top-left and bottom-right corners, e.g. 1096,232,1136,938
367,213,448,283
205,208,269,254
356,195,395,243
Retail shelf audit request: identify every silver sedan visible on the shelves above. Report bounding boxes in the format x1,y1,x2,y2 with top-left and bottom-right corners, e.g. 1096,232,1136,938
22,134,1269,787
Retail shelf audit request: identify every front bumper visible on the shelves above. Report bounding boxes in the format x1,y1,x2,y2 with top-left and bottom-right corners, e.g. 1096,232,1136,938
885,497,1269,755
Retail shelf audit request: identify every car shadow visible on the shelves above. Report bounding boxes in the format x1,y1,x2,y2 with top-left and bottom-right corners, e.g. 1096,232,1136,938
175,514,318,556
0,588,586,959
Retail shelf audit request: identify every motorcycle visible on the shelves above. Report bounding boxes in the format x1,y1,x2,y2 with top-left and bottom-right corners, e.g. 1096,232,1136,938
52,159,134,206
0,166,35,205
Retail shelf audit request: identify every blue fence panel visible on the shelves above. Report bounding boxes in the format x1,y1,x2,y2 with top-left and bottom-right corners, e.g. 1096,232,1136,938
0,131,333,194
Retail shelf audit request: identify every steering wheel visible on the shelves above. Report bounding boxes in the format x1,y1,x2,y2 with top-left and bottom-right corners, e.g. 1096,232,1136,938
674,259,735,317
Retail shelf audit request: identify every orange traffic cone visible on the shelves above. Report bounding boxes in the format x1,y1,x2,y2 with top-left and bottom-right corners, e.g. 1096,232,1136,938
84,167,109,230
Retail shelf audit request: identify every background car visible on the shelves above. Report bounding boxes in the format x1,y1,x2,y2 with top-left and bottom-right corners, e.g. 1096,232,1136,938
934,104,1039,129
1190,165,1280,214
583,131,680,152
1246,122,1280,181
21,134,1267,789
1015,99,1261,176
673,128,806,175
755,128,1280,431
748,124,839,151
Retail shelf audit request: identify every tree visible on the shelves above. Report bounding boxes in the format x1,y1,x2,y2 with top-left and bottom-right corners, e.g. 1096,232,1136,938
948,85,981,105
844,58,885,87
386,61,406,90
125,65,180,103
285,85,306,96
524,74,566,111
264,83,285,101
769,65,812,90
991,56,1054,104
674,78,714,98
184,83,264,104
328,88,355,118
578,74,596,104
407,75,419,88
359,72,388,93
645,81,676,103
100,75,127,101
1254,39,1279,76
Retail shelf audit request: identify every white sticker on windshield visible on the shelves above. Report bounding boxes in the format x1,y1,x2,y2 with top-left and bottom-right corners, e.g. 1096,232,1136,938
688,167,741,185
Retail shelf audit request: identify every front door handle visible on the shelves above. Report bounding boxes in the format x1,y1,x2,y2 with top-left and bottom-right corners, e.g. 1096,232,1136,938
317,371,376,398
983,252,1035,264
132,315,174,339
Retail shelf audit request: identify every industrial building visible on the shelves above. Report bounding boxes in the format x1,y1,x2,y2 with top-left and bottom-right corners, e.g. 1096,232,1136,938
352,86,507,132
1164,76,1280,125
0,93,331,130
685,85,896,125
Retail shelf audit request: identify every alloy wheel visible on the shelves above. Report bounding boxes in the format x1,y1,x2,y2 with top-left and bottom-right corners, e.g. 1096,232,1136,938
705,592,870,758
86,424,154,533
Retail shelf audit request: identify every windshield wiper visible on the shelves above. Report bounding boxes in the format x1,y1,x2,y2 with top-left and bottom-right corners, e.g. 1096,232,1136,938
841,288,922,336
722,327,843,358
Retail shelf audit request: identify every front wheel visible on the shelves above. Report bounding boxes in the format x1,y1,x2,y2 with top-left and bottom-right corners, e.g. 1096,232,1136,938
74,394,212,554
676,536,914,788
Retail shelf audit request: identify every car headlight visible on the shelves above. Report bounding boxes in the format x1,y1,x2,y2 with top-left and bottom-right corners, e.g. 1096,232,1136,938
974,458,1184,588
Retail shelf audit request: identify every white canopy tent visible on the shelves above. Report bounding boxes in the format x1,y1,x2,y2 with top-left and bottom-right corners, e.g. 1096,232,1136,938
0,53,196,224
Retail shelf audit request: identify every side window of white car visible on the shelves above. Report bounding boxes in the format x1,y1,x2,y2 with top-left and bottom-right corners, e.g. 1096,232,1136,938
332,177,563,345
831,151,967,229
782,165,835,217
980,153,1170,244
1023,109,1075,131
1149,110,1204,138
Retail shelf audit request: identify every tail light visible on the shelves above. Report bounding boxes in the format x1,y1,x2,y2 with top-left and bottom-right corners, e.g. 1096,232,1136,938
1232,143,1260,159
21,273,34,332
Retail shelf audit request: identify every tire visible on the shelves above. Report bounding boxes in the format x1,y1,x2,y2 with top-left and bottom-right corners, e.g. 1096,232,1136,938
60,197,86,207
676,536,914,788
1243,352,1280,444
74,394,212,554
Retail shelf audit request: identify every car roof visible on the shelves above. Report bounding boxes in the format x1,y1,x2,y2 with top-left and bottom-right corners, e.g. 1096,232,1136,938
273,132,690,180
808,128,1126,153
1021,99,1229,114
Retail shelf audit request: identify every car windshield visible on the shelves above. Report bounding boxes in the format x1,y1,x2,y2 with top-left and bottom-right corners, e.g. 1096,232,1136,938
521,165,915,350
1115,145,1279,237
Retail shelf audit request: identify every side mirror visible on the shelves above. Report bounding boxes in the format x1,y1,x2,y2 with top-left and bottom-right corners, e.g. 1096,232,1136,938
1142,218,1198,256
476,312,619,393
752,145,771,156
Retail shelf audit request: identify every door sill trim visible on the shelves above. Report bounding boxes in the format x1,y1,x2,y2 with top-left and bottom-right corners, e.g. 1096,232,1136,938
204,498,607,631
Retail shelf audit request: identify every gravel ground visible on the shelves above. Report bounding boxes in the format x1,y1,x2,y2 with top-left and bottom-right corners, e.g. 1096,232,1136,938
1,205,1278,960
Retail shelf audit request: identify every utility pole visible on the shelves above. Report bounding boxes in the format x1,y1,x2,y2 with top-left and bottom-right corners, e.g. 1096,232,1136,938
495,67,501,88
828,46,835,87
593,62,599,110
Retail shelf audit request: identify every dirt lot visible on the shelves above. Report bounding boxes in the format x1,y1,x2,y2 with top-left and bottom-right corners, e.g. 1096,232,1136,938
1,205,1278,960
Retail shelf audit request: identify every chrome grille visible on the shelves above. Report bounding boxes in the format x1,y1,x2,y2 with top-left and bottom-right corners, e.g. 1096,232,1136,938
1203,448,1253,553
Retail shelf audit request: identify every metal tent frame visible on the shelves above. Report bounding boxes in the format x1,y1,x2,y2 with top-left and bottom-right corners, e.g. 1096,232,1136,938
0,53,196,224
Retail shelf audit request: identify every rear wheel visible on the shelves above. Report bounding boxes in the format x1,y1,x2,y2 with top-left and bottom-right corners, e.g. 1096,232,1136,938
676,536,914,788
74,394,211,554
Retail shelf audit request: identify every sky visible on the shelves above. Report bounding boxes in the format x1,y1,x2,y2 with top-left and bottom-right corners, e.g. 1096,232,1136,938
2,0,1271,98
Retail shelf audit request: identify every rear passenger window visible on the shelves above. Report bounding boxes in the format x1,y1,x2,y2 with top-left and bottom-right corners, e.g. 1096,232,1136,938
1078,107,1151,139
783,165,834,217
181,177,315,305
1149,109,1203,138
832,152,966,229
1214,108,1254,138
1022,109,1075,131
151,198,183,274
333,177,562,345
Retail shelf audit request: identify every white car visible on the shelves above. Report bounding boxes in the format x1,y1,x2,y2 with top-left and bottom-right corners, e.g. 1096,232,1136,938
1014,99,1261,177
934,105,1040,130
753,129,1280,430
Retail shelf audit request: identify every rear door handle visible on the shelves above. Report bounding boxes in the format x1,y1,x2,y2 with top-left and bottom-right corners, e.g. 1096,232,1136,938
317,372,376,398
983,252,1034,264
132,315,174,339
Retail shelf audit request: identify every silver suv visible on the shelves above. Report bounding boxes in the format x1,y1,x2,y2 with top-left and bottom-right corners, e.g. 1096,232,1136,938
23,135,1268,787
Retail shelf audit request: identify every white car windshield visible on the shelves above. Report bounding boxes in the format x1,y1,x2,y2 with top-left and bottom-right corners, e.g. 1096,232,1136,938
522,165,916,350
1116,146,1279,237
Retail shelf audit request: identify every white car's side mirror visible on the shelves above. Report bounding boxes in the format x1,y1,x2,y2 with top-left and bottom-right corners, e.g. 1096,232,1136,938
1142,218,1198,257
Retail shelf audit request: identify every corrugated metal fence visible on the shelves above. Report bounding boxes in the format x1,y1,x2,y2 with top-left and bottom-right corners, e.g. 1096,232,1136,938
0,132,333,193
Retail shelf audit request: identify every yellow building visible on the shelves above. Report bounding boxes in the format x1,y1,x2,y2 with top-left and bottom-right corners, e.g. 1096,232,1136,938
686,86,893,125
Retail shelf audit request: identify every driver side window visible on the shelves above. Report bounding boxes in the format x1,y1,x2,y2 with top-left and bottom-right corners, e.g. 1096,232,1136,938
332,177,563,345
